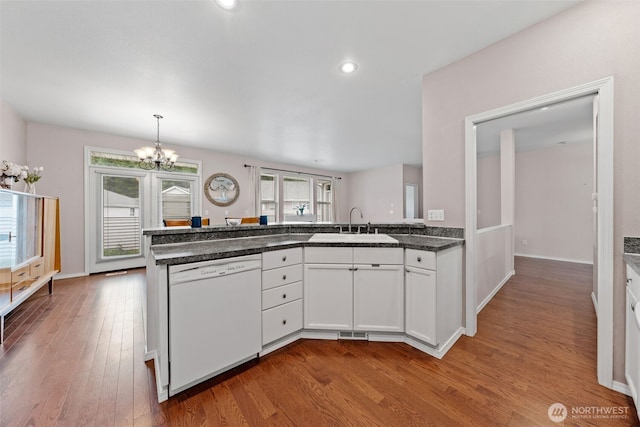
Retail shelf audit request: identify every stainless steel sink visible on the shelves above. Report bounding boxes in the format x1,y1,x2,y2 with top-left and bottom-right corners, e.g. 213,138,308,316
308,233,398,244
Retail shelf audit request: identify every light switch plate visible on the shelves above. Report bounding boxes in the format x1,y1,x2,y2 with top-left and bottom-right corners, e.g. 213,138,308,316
428,209,445,221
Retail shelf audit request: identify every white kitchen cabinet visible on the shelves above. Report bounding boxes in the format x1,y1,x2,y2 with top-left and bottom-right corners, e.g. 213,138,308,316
353,264,404,332
353,247,404,332
625,263,640,419
261,248,304,346
405,265,437,344
304,247,404,333
404,246,462,349
304,263,353,330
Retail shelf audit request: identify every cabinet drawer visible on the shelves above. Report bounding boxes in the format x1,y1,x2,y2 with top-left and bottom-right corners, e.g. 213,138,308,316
11,265,30,285
354,247,403,265
263,248,303,270
262,264,303,290
262,281,302,310
305,247,353,264
405,249,436,270
11,277,33,300
30,257,45,280
262,299,303,345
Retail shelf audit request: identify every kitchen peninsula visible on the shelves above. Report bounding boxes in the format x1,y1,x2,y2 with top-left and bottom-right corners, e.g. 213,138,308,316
143,223,464,402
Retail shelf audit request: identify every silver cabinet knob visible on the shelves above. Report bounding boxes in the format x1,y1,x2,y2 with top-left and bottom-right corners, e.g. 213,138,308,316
282,319,287,325
282,294,287,299
282,256,287,262
417,256,422,262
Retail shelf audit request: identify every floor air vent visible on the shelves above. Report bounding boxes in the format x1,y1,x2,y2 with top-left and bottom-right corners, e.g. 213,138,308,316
338,331,368,340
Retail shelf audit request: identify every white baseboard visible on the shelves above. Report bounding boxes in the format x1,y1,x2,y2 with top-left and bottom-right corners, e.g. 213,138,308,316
260,332,302,357
153,353,168,403
591,292,598,317
367,333,405,342
301,330,339,340
55,271,89,280
404,327,464,360
476,271,514,314
613,380,631,397
514,253,593,265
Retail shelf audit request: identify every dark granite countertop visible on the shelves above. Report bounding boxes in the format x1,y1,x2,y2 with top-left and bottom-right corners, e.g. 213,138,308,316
150,233,464,266
624,253,640,277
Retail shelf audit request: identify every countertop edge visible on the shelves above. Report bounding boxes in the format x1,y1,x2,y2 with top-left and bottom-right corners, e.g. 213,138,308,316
151,235,464,266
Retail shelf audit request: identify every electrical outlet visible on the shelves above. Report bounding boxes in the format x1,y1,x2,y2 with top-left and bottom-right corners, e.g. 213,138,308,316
427,209,445,221
522,240,528,246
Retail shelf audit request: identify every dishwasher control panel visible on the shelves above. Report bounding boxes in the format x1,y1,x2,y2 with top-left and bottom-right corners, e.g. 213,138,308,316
169,255,262,284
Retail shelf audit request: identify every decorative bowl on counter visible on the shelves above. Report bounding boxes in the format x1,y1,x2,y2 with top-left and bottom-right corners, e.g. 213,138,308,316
225,218,241,226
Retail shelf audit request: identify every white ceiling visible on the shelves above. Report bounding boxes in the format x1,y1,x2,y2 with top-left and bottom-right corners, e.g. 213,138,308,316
1,0,580,172
476,94,594,157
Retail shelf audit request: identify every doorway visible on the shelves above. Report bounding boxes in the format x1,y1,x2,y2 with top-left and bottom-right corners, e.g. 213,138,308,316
464,77,614,389
405,183,419,220
84,147,202,274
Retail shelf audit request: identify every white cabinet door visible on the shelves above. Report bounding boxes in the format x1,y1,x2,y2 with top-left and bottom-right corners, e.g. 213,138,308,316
304,264,353,330
353,265,404,332
405,266,437,345
626,286,640,415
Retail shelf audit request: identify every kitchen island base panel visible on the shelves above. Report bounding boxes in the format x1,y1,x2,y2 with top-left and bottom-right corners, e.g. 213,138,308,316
146,235,464,402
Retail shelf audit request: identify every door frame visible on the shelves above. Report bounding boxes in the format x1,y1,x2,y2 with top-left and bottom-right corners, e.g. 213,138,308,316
86,166,150,274
464,76,614,388
84,146,202,274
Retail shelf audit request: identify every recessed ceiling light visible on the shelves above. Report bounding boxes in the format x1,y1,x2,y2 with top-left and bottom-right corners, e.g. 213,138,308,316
340,62,358,73
216,0,237,10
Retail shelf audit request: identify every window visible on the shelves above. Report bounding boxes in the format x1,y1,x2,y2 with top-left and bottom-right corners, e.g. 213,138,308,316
260,170,333,222
90,150,199,174
101,175,142,258
316,179,332,222
283,176,311,216
260,173,278,223
160,178,192,221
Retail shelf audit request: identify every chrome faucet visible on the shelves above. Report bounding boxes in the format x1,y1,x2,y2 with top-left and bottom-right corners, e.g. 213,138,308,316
349,207,363,233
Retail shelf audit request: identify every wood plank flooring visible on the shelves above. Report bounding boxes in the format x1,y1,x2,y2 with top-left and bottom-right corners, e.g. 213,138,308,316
0,257,637,426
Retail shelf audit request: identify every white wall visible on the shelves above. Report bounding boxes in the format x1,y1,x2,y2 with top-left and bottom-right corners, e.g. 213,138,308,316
515,143,593,263
476,225,513,312
25,121,349,277
0,100,27,165
422,1,640,383
477,154,501,229
346,164,404,223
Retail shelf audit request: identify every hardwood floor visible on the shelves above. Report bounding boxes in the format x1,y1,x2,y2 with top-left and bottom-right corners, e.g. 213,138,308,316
0,257,637,426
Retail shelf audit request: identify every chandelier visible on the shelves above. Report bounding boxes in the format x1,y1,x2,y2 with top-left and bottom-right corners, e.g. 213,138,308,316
135,114,179,170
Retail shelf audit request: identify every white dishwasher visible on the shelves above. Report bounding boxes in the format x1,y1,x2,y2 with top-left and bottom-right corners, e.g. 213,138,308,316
169,254,261,396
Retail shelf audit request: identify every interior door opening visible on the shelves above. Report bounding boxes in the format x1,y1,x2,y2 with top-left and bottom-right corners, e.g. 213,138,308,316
464,77,614,389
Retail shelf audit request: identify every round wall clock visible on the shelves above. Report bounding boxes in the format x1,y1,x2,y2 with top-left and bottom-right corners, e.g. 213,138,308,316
204,173,239,206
